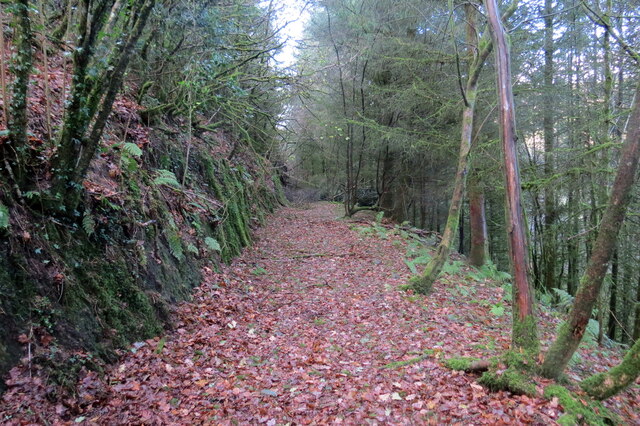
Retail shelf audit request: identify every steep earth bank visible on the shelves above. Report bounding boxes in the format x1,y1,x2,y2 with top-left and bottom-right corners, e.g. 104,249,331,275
0,100,285,389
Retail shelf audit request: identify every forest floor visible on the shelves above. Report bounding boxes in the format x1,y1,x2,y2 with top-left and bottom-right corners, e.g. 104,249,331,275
1,202,639,425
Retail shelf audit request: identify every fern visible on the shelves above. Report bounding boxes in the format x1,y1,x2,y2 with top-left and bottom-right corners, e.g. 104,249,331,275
375,211,384,223
442,260,464,275
153,169,180,187
404,259,418,274
412,254,432,265
552,288,575,312
122,142,143,157
165,218,184,261
467,262,512,284
490,303,505,317
204,237,221,252
82,212,95,236
585,319,600,345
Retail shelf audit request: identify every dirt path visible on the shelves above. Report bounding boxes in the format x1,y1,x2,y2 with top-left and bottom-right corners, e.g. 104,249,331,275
6,203,636,424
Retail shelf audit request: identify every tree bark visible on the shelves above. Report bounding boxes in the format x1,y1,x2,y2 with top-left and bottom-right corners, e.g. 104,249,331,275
633,274,640,342
4,0,33,189
542,0,557,291
485,0,538,352
607,248,618,340
468,167,487,267
541,84,640,379
50,0,112,201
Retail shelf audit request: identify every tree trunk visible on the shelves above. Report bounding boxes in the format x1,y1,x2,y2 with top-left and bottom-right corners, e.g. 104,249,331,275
4,0,33,189
580,336,640,400
541,84,640,379
409,1,505,294
50,0,112,200
607,248,618,340
633,274,640,342
51,0,153,209
458,201,465,255
468,167,487,267
409,77,476,295
542,0,556,291
486,0,538,353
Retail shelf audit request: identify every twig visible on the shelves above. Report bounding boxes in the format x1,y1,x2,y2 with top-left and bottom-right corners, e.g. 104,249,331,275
566,226,597,241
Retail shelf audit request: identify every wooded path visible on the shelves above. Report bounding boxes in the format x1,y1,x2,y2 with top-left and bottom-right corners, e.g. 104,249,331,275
64,202,563,424
4,203,604,424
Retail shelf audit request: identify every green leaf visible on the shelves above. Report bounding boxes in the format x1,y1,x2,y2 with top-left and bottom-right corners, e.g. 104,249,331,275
204,237,221,252
82,212,95,236
404,259,417,274
122,142,143,157
490,303,505,317
0,203,9,230
412,254,432,265
153,170,180,187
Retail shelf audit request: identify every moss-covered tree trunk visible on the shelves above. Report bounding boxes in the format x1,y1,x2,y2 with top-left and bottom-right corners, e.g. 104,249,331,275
409,91,475,294
486,0,538,352
541,83,640,379
50,0,112,204
51,0,154,210
409,0,520,294
3,0,33,190
411,3,489,294
580,335,640,400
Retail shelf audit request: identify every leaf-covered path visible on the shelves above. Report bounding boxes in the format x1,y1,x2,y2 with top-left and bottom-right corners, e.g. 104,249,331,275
2,203,638,424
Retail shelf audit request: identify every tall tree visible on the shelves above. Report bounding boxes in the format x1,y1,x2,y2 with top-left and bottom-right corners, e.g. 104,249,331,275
541,0,556,291
541,82,640,379
409,0,518,294
2,0,33,192
486,0,538,352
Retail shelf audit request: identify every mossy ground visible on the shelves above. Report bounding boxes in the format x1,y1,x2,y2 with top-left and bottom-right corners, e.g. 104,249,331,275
444,356,482,371
444,352,537,396
544,384,618,425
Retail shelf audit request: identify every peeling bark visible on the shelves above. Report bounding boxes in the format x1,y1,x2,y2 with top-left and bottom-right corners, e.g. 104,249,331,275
485,0,538,353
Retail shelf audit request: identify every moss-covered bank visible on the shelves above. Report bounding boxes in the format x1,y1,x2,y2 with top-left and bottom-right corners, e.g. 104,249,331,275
0,128,284,391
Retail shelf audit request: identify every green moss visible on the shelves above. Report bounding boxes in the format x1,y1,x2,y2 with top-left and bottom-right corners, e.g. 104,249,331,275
580,337,640,400
383,350,435,369
543,384,617,425
541,321,575,379
68,259,161,347
478,367,536,396
1,126,284,388
502,350,536,372
408,273,435,295
512,314,539,355
445,356,482,371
